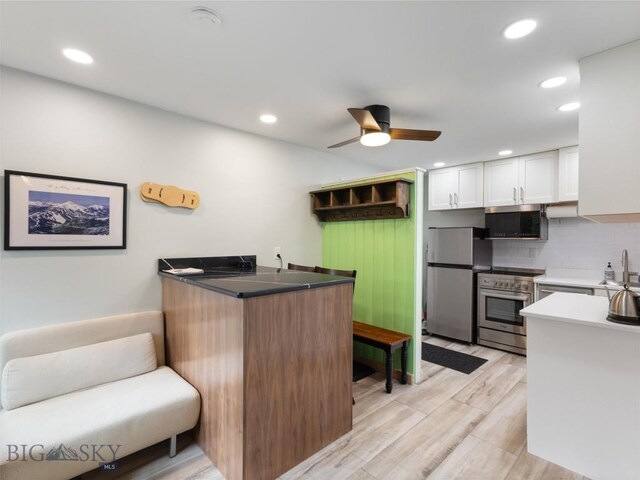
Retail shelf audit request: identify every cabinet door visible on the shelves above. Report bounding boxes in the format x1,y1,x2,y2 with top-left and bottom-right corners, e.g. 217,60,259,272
558,146,579,202
484,158,520,207
428,168,454,210
579,40,640,220
519,151,559,204
455,162,484,208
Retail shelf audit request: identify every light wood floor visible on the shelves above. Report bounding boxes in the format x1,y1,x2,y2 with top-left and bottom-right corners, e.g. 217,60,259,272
86,336,586,480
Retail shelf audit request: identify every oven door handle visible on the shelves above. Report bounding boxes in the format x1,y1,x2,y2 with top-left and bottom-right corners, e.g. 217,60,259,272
479,290,531,302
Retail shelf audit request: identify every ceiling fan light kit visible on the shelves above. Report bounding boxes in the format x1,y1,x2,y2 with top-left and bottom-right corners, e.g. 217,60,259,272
361,131,390,147
329,104,441,149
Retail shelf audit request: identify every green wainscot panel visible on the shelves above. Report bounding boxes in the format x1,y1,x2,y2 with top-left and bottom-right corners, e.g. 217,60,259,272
322,172,417,375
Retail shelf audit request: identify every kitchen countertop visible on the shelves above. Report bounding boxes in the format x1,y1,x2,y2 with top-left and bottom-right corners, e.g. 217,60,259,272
159,265,354,298
533,267,640,291
521,292,640,333
534,275,605,288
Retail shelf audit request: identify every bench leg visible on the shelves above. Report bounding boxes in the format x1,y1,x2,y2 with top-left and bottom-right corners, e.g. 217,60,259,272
169,435,177,458
385,348,393,394
401,341,408,385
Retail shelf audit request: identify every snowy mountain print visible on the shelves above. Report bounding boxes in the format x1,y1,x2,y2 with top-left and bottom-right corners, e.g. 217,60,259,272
28,190,110,235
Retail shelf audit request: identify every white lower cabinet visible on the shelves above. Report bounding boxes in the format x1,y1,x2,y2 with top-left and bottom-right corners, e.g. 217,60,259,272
428,162,483,211
484,151,558,207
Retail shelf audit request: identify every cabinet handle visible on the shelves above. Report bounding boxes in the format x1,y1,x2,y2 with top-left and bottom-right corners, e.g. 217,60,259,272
513,187,517,203
454,193,458,207
449,193,453,207
520,186,524,203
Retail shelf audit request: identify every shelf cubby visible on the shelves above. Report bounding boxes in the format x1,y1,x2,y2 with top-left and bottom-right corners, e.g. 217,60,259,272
309,178,412,222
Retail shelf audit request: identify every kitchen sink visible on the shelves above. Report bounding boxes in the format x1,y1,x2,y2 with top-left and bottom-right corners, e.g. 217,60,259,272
600,280,640,288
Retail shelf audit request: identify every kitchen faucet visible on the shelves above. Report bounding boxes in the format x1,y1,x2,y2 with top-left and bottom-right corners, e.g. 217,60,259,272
622,249,630,283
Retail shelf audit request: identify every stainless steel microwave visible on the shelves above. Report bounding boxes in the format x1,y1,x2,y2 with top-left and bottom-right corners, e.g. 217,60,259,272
485,205,548,240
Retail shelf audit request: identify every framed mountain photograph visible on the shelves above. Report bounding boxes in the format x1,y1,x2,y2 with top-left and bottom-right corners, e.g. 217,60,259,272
4,170,127,250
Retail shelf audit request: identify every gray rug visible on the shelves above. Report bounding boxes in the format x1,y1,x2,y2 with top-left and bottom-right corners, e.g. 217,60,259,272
422,343,488,374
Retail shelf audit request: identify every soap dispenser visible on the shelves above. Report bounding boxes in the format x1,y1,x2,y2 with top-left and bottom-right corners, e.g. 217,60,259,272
604,262,615,281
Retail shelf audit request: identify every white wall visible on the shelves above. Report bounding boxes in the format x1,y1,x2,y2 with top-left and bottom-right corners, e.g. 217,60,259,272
492,217,640,275
0,67,379,333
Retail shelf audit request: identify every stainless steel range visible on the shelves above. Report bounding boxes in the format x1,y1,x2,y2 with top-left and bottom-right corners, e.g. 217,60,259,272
477,268,544,355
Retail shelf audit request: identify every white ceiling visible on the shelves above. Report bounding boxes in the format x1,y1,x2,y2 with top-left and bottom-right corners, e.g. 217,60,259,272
1,1,639,171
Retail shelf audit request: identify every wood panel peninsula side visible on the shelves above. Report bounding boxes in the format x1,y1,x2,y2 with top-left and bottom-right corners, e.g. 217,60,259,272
158,256,354,480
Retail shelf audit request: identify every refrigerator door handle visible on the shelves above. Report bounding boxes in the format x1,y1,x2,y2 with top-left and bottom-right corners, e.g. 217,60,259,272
449,193,453,207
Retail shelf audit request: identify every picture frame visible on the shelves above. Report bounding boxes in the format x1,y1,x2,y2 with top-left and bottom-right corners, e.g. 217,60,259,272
4,170,127,250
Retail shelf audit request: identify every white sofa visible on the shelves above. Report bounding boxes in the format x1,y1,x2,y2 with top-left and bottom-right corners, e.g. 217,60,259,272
0,311,201,480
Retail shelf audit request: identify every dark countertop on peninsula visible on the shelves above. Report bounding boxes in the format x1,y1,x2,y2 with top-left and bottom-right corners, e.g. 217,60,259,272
158,262,355,299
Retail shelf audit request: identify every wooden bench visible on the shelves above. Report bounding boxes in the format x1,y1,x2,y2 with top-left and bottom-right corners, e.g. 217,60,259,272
353,321,412,393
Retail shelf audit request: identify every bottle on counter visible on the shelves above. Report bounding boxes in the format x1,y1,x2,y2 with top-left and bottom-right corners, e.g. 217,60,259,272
605,262,615,281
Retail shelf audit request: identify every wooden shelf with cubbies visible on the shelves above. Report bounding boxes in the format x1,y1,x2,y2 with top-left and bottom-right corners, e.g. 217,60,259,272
310,178,413,222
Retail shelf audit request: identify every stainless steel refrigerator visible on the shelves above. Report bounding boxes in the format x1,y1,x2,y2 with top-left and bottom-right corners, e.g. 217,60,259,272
426,227,492,343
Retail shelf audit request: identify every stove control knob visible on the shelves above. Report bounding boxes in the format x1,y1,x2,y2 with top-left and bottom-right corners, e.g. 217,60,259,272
514,282,521,289
522,284,529,290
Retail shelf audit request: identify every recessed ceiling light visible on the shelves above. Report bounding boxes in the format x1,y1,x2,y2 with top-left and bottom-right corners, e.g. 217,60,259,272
62,48,93,65
558,102,580,112
499,150,513,156
360,132,390,147
540,76,567,89
433,162,446,168
503,19,537,39
260,114,277,124
190,6,223,28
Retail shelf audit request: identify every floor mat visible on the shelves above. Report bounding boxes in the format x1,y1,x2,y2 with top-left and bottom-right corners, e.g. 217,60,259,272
422,342,488,374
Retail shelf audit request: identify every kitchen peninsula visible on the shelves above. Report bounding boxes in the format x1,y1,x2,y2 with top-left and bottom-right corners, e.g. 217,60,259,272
521,293,640,480
159,256,354,480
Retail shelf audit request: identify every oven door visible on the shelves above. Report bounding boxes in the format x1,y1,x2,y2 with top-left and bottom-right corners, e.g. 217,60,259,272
478,288,531,335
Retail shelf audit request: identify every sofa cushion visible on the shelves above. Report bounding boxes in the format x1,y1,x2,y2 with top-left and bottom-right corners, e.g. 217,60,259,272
1,333,157,410
0,366,201,480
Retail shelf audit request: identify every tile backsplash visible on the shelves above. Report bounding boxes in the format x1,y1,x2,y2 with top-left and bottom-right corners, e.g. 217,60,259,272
492,217,640,275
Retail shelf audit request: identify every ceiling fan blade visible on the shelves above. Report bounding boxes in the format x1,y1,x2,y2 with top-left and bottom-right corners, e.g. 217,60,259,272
328,136,361,149
347,108,381,131
390,128,442,141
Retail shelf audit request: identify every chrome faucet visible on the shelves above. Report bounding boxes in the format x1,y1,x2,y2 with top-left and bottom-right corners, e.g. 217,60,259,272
622,249,630,283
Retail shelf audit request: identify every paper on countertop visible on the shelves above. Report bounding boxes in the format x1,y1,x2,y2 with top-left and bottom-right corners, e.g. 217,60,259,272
162,268,204,275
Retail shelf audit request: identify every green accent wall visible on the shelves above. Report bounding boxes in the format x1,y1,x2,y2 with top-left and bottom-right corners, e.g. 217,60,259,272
322,172,417,374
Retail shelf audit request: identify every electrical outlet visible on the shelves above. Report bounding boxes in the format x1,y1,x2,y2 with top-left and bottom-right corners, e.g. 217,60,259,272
273,246,281,260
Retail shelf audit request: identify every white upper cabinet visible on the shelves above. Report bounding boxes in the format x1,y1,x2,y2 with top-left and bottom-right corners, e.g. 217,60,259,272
484,158,520,206
428,167,455,210
455,163,484,209
428,162,483,211
558,146,579,202
579,40,640,222
519,150,558,204
484,152,558,207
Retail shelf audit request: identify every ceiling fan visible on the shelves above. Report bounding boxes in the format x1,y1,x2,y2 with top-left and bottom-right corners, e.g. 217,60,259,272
328,104,441,149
